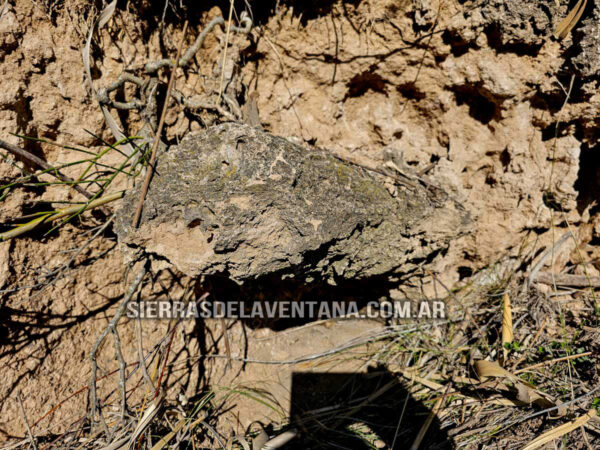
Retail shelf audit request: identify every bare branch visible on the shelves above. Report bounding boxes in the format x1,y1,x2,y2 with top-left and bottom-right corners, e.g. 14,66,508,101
88,263,148,434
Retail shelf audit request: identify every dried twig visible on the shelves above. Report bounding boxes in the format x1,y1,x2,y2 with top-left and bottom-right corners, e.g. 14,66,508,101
217,0,236,103
145,15,251,73
17,392,38,450
132,21,189,228
136,312,156,393
111,323,130,422
97,13,252,146
534,272,600,288
262,429,298,449
221,318,232,370
182,324,447,366
159,0,169,32
526,231,572,289
89,263,148,434
515,352,593,374
153,321,179,400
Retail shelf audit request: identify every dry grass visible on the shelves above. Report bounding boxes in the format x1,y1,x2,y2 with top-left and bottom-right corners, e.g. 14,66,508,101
12,268,597,448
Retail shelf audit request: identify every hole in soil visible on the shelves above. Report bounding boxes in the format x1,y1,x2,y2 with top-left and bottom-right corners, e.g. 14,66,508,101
187,218,203,228
458,266,473,280
542,190,564,212
452,85,498,125
485,173,497,186
441,29,471,57
397,82,426,100
575,143,600,215
540,121,578,142
529,74,588,113
500,148,511,168
346,69,388,98
483,23,543,56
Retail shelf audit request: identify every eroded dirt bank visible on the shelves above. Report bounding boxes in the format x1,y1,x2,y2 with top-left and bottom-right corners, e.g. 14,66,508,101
1,0,599,445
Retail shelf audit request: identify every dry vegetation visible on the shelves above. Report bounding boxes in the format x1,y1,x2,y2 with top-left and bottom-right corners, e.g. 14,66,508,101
1,0,600,448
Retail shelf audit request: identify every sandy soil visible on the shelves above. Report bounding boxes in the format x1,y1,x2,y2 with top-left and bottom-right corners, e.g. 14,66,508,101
1,0,599,445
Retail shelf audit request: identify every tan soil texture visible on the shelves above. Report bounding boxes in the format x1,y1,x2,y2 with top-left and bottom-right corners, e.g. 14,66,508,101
1,0,600,444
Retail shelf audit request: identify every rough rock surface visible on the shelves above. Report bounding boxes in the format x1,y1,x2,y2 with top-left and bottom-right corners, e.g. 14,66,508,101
573,3,600,77
115,123,471,282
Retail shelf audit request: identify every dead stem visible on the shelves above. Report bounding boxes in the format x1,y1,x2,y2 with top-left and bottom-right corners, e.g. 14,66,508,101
88,262,148,435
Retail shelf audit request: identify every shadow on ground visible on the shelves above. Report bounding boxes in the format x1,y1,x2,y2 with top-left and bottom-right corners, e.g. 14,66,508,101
280,366,451,449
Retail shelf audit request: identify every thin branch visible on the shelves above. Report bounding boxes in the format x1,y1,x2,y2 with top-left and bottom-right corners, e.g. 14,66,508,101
514,352,592,374
111,325,130,422
89,263,148,434
136,312,156,393
217,0,236,103
153,322,179,399
534,272,600,288
132,21,189,228
182,324,445,366
17,392,38,450
526,231,572,290
499,385,600,429
144,14,251,74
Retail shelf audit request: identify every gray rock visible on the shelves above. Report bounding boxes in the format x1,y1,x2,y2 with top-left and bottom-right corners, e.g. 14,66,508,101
572,3,600,78
114,123,471,283
469,0,600,78
480,0,556,45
